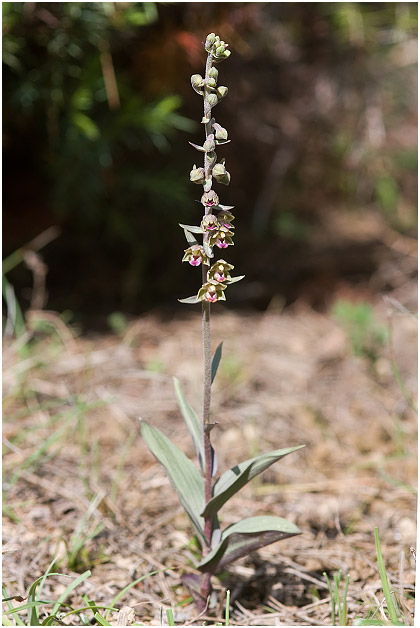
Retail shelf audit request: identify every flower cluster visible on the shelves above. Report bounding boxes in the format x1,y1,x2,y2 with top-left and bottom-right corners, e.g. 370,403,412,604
180,33,243,305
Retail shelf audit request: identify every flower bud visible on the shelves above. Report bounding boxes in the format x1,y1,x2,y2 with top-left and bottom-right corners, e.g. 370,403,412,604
206,78,217,89
217,86,229,100
191,74,204,94
212,162,231,186
201,214,219,232
204,33,217,52
207,93,219,108
212,122,228,141
207,151,217,167
201,189,219,208
203,135,216,152
209,67,219,80
189,165,206,185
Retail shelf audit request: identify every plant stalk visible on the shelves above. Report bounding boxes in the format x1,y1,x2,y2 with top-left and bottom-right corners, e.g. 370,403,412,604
200,50,215,608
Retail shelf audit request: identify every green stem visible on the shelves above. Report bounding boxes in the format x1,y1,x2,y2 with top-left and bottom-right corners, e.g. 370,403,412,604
200,50,215,609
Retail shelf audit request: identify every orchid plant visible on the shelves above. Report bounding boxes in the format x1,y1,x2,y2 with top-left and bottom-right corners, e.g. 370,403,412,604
140,33,304,613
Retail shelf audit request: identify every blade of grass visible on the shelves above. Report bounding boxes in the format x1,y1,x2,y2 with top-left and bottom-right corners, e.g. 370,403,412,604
166,608,175,626
225,589,230,626
105,569,169,620
374,527,399,625
50,570,91,617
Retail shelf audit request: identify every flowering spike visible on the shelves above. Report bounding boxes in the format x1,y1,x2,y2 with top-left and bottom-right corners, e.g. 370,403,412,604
184,32,238,307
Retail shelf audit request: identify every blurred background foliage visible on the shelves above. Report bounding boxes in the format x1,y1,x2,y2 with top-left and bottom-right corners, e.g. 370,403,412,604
3,2,418,327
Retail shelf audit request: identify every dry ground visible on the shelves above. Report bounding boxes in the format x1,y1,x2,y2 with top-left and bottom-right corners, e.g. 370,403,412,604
3,281,417,625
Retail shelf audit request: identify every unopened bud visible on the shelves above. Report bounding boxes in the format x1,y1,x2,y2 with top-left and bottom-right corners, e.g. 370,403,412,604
204,33,217,52
206,78,217,89
217,86,228,100
207,93,219,108
207,151,217,167
213,162,231,186
190,165,206,184
191,74,204,94
212,122,228,141
203,135,216,152
209,67,219,80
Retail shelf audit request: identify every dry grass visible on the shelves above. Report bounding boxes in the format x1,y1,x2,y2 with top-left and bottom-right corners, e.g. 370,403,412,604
2,284,417,625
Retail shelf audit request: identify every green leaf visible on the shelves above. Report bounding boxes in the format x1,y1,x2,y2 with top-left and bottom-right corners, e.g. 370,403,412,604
226,275,245,284
211,342,223,384
197,516,301,573
184,229,199,246
71,112,100,141
179,224,203,234
140,421,206,543
173,378,218,477
202,445,305,519
178,296,199,304
174,378,204,469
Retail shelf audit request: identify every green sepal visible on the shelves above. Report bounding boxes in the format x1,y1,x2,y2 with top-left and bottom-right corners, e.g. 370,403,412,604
140,420,206,543
197,516,301,573
202,445,305,519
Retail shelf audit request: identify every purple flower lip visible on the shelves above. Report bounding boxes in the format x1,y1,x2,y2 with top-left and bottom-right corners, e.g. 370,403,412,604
206,292,218,302
189,257,201,266
214,272,226,282
216,241,228,249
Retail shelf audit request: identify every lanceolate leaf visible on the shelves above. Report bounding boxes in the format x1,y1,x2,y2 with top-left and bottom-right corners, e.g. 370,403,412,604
226,275,245,284
179,224,203,234
197,516,301,573
184,229,199,246
173,378,218,477
178,296,199,304
140,420,206,543
174,377,204,470
211,342,223,384
201,445,305,519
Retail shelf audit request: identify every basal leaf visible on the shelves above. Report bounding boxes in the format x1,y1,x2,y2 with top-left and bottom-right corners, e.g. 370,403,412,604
197,516,301,573
202,445,305,519
140,420,206,543
173,378,204,470
211,342,223,385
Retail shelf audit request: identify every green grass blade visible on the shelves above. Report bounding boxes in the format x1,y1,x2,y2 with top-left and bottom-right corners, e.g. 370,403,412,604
323,572,335,625
50,570,91,617
225,589,230,626
374,527,400,625
140,420,206,543
106,569,170,620
166,608,175,625
94,612,113,625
